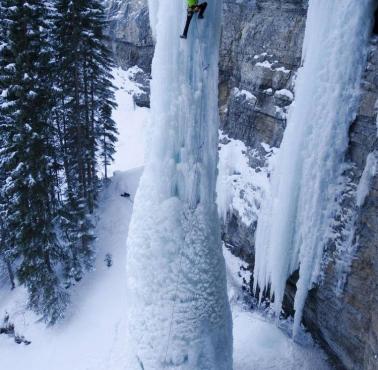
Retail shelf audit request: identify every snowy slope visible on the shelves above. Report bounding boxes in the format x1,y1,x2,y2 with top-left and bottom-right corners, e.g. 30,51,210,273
0,67,146,370
224,248,330,370
0,169,142,370
107,67,148,176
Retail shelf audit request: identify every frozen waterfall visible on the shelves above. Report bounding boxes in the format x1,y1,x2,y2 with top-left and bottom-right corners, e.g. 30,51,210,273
253,0,375,337
125,1,232,369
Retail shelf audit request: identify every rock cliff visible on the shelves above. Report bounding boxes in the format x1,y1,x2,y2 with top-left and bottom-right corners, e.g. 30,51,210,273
105,0,154,72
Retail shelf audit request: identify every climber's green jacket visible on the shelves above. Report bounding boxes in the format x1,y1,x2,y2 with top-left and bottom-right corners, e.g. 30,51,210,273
187,0,198,7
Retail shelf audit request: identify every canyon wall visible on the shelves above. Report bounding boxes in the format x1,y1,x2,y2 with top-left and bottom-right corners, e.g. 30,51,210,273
105,1,378,369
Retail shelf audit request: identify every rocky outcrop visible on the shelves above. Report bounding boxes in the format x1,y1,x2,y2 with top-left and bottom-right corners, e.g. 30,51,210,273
105,0,152,107
129,67,151,108
219,0,307,269
294,36,378,370
105,0,153,72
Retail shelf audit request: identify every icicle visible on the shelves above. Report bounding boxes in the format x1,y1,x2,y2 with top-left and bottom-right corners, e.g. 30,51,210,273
253,0,375,337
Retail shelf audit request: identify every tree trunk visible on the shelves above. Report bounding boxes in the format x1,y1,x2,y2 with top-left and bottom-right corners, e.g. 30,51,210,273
4,258,15,290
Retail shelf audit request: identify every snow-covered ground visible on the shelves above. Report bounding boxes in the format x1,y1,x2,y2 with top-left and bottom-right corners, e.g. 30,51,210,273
0,67,331,369
0,169,141,370
107,67,149,176
225,248,330,370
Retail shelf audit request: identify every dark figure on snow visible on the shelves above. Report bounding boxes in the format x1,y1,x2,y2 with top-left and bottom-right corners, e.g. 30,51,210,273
121,192,131,198
180,0,208,39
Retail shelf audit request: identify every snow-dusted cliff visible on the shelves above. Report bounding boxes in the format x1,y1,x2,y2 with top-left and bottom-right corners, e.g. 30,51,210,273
253,0,374,337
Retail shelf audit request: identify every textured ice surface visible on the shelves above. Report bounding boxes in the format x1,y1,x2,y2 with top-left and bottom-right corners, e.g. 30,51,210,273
253,0,375,337
125,1,232,369
356,151,377,207
217,134,274,227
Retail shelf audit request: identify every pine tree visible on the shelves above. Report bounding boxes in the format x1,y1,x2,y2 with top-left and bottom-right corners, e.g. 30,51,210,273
99,103,118,180
53,0,96,283
53,0,117,281
0,0,69,323
0,0,118,323
0,1,12,288
82,0,118,183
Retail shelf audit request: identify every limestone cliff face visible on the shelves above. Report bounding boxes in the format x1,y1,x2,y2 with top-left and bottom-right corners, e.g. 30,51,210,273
105,0,153,72
296,37,378,370
219,0,307,255
220,0,307,148
106,1,378,369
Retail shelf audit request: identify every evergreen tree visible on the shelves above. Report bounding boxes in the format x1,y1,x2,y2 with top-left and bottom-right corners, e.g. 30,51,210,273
0,1,12,287
99,103,118,180
0,0,69,323
53,0,117,281
0,0,118,323
0,0,18,290
82,0,118,183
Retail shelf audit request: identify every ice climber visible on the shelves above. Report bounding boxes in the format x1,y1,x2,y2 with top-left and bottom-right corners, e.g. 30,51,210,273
180,1,208,39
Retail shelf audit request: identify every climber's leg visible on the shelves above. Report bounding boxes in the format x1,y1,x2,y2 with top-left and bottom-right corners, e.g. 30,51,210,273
181,9,194,39
198,2,208,19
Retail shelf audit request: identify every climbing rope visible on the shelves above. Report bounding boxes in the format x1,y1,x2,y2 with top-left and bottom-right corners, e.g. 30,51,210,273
194,17,210,71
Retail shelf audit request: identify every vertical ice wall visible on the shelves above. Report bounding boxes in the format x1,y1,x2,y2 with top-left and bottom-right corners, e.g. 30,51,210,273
125,1,232,369
253,0,375,337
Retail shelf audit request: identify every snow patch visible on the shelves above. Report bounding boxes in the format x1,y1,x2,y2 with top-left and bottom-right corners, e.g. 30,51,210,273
107,67,149,176
217,134,274,227
274,89,294,101
233,88,256,102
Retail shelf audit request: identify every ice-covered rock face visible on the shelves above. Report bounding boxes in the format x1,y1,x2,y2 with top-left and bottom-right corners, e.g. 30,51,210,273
217,2,378,368
255,0,308,10
124,1,232,369
218,0,308,261
219,0,307,153
253,0,374,340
